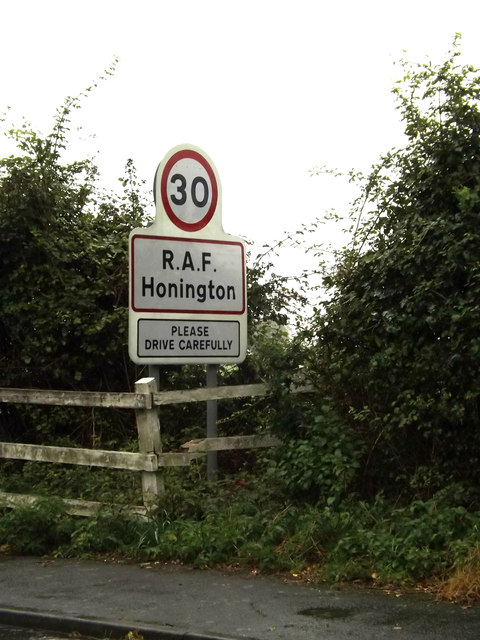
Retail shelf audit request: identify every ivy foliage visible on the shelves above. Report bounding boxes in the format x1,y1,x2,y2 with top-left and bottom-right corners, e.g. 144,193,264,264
305,37,480,497
0,94,146,392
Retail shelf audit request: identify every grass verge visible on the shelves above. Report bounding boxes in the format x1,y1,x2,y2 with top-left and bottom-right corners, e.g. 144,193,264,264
1,472,480,603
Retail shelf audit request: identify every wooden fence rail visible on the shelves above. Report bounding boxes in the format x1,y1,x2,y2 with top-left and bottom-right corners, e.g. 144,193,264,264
0,387,151,409
152,381,312,406
0,378,313,517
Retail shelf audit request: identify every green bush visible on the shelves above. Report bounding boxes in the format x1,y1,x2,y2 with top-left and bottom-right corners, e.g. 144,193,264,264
305,39,480,499
0,498,73,555
323,492,480,583
269,404,364,502
0,459,142,504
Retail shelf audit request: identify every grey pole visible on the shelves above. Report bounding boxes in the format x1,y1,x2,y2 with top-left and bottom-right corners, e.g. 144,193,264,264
206,364,218,481
148,365,160,393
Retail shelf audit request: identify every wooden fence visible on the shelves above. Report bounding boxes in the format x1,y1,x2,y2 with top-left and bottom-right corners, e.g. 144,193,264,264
0,377,312,517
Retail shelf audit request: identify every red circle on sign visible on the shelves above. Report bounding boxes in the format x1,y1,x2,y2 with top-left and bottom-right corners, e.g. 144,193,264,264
160,149,218,232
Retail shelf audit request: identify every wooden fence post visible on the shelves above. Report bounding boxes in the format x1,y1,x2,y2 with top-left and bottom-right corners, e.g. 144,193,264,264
134,377,164,507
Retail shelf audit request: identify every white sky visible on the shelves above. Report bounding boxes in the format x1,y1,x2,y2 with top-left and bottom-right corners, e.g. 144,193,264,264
2,0,480,266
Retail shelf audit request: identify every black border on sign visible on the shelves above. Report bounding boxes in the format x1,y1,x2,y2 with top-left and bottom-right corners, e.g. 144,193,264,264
160,149,218,231
137,318,241,359
130,234,246,314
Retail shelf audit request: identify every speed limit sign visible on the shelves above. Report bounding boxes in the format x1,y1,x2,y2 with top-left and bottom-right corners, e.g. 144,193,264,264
160,148,218,232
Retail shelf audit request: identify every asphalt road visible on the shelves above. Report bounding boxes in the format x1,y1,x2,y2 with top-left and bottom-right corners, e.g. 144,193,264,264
2,555,480,639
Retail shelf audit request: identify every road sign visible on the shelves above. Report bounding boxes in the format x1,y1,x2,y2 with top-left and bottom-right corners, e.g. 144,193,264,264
131,235,245,314
160,148,218,232
128,144,247,365
137,319,241,360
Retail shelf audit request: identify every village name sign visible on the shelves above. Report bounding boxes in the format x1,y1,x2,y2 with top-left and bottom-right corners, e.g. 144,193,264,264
128,145,247,365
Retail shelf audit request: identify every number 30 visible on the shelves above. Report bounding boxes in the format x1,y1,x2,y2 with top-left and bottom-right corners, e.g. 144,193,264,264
170,174,209,208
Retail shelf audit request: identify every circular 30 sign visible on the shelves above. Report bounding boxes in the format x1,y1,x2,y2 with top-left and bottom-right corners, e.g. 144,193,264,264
160,148,218,232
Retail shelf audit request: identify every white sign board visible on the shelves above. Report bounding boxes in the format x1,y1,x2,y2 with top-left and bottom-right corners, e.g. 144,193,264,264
137,319,241,360
131,236,245,313
128,145,247,365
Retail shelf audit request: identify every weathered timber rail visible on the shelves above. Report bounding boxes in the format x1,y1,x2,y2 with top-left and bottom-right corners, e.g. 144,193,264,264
0,378,313,516
152,381,313,405
0,387,152,409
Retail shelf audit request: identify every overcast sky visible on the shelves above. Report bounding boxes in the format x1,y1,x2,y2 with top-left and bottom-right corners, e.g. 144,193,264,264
2,0,480,260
